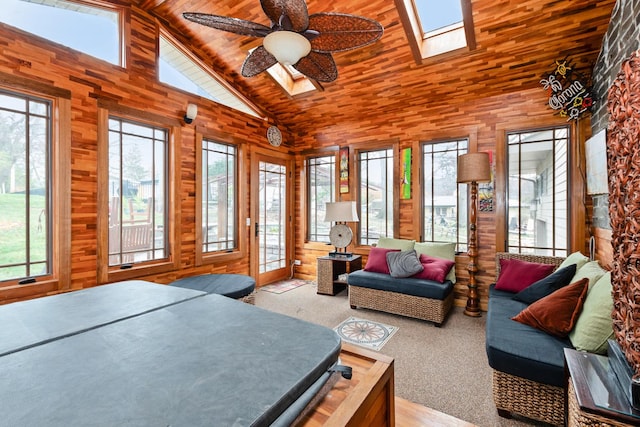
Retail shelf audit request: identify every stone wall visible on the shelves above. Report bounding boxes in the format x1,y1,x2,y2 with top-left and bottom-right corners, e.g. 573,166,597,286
590,0,640,229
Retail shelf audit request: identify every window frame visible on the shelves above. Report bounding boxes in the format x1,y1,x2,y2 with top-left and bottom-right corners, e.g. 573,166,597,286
195,129,246,266
305,152,338,243
352,140,400,248
504,125,571,256
394,0,475,63
1,0,126,67
158,29,265,119
420,137,469,252
0,75,71,302
97,100,180,284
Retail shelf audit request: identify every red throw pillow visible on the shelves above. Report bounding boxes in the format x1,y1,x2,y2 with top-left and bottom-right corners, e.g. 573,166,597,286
364,247,399,274
512,278,589,337
494,258,555,293
412,254,455,283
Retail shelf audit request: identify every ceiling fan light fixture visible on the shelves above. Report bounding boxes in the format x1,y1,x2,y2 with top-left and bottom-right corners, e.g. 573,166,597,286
263,31,311,65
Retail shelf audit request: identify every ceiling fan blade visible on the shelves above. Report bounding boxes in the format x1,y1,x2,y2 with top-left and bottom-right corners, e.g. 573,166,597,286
308,13,383,53
241,46,278,77
183,13,271,38
260,0,309,32
294,51,338,82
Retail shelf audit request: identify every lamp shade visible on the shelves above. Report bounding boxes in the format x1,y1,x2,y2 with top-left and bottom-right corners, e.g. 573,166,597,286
324,201,359,222
263,31,311,65
457,152,491,183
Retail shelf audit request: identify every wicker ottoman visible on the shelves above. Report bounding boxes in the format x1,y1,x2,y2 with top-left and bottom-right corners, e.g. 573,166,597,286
170,273,256,304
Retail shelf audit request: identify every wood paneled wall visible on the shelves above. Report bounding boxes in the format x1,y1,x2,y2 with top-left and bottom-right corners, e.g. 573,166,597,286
291,92,589,310
0,6,278,303
0,4,591,309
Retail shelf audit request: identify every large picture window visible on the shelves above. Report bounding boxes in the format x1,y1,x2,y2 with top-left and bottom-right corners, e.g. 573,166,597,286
358,148,394,246
201,139,237,253
108,117,168,266
507,126,569,256
422,139,468,251
0,90,51,282
307,155,335,242
2,0,122,65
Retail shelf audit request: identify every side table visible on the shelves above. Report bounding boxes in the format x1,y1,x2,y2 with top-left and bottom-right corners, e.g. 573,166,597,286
317,255,362,295
564,348,640,426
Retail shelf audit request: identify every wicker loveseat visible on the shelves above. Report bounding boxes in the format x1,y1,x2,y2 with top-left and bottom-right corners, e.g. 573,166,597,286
347,238,456,326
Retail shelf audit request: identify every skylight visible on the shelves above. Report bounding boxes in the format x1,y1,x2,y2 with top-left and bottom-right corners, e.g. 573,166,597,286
159,34,263,119
2,0,121,65
395,0,475,63
414,0,463,35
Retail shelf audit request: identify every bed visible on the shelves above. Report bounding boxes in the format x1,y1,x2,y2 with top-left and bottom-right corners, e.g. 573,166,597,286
0,281,345,426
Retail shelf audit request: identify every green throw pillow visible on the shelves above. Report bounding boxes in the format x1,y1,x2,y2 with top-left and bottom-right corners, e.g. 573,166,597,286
558,251,590,272
569,272,614,354
571,260,606,290
377,237,415,251
414,242,456,283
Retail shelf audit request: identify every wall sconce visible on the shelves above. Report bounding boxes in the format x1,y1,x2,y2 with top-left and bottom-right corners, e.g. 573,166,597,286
184,103,198,124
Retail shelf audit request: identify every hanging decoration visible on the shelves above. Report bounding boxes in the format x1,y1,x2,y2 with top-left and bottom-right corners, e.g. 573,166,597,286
400,148,411,199
478,151,494,212
540,58,595,121
339,147,349,193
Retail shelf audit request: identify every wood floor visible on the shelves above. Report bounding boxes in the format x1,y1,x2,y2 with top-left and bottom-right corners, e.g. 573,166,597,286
396,396,477,426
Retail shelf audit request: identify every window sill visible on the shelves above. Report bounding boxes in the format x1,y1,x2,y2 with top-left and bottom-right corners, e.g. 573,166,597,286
105,259,177,284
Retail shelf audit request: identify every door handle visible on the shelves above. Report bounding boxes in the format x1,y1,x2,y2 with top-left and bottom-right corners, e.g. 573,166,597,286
255,223,259,237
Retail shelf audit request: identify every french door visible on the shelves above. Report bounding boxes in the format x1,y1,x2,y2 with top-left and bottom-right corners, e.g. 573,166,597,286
251,151,293,286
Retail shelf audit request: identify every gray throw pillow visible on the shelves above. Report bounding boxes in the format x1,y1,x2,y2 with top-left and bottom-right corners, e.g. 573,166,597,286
386,250,424,278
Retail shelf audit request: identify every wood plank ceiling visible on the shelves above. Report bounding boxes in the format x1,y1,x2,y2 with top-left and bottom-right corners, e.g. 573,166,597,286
137,0,616,139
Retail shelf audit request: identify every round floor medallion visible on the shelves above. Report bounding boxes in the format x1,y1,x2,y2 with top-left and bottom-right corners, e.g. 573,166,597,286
336,319,390,345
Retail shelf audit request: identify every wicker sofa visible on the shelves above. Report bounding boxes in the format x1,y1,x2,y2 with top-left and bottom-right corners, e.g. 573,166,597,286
486,252,570,426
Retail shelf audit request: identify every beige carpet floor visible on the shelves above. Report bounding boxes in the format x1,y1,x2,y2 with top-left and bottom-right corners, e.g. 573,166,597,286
255,281,547,427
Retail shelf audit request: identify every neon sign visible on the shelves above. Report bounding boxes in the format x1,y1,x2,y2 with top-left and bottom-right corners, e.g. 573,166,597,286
540,58,594,121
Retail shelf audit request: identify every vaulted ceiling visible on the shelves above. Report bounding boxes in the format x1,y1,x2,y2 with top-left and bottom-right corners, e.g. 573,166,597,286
136,0,616,136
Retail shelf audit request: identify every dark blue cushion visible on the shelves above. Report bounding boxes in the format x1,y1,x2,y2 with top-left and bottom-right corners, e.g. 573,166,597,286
170,274,255,299
347,269,453,300
512,264,577,304
486,285,573,387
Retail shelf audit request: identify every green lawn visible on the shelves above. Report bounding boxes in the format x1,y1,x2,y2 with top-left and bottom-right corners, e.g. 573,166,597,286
0,193,47,281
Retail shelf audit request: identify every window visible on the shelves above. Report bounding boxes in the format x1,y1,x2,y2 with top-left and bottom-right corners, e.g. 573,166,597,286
107,117,168,266
307,155,336,242
201,139,237,253
394,0,475,62
2,0,122,65
358,148,394,246
0,91,51,282
422,139,468,251
507,126,569,256
159,33,263,119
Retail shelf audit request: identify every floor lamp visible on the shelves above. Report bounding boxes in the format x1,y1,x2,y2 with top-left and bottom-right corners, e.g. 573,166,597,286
457,152,491,317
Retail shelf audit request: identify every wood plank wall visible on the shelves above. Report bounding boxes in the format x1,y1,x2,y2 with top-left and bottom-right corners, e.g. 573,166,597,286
0,4,591,309
0,6,276,303
291,93,589,310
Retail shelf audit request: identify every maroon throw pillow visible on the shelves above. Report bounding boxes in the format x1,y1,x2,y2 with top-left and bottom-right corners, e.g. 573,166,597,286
512,278,589,337
494,258,555,293
412,254,455,283
364,247,399,274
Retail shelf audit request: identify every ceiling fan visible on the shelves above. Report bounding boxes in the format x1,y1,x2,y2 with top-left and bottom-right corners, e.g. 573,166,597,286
183,0,383,82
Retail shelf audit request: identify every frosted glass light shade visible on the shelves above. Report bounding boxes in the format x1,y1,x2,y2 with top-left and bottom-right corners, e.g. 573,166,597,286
263,31,311,65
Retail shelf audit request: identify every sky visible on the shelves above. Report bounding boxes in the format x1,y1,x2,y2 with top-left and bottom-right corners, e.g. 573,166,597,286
415,0,463,33
2,0,119,65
